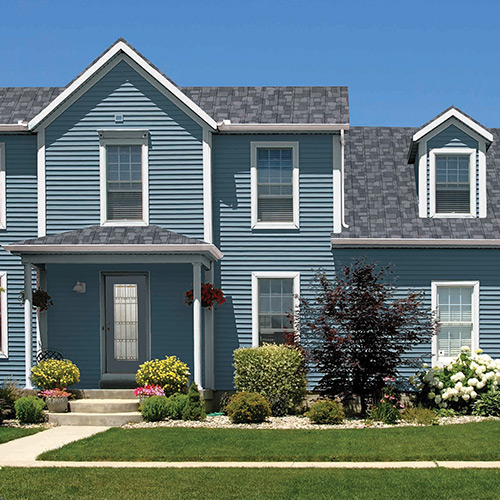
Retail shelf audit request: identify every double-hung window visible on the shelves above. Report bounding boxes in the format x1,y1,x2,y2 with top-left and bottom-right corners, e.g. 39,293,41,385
252,272,300,346
432,281,479,364
0,272,8,358
251,142,299,229
99,130,149,225
0,143,6,229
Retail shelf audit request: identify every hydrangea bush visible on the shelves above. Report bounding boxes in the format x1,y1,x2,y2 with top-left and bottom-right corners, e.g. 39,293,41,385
135,356,189,396
412,346,500,413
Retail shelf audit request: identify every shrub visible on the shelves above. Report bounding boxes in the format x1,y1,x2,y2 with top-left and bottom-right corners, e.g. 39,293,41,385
226,392,271,424
0,379,23,419
165,393,189,420
412,347,500,414
15,396,45,424
233,344,307,416
140,396,169,422
367,381,404,424
436,408,457,418
181,383,206,421
218,392,232,414
400,406,438,425
306,399,345,424
472,391,500,417
0,398,7,425
30,359,80,390
136,356,189,396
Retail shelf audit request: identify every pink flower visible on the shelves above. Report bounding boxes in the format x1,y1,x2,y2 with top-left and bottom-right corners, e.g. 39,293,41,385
384,394,389,399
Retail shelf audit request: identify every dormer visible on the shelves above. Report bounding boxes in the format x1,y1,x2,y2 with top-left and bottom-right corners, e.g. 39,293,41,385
408,107,493,218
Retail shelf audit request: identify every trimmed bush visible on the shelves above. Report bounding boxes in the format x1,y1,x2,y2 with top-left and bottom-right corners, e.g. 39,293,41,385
226,392,271,424
136,356,189,396
233,344,307,415
306,399,345,424
181,383,206,421
15,396,45,424
165,393,189,420
400,406,438,425
31,359,80,390
472,391,500,417
140,396,169,422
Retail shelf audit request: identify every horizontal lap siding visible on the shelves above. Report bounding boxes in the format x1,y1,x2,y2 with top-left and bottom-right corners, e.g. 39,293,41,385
46,60,204,238
0,134,37,385
46,263,194,388
213,134,335,389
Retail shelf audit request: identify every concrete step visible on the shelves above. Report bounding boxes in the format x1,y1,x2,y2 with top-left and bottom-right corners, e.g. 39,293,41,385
48,412,142,426
73,389,138,400
69,399,139,413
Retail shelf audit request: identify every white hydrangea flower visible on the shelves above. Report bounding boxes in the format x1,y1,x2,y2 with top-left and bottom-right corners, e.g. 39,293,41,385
437,381,444,389
477,381,485,390
435,395,442,404
462,394,470,401
470,391,478,399
468,378,479,387
461,346,471,352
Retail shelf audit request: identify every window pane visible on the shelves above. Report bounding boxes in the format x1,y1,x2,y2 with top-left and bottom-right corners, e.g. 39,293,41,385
106,145,143,221
257,148,294,222
435,155,470,214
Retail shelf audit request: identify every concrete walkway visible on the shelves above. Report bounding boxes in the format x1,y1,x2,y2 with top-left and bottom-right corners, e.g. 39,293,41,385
1,427,500,468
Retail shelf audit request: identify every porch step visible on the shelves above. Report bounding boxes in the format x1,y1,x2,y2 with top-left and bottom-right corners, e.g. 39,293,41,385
73,389,138,400
48,412,142,426
69,399,139,413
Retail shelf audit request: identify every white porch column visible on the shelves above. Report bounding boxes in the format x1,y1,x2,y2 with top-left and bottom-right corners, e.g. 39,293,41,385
36,265,48,351
193,262,203,389
204,265,215,390
24,263,33,389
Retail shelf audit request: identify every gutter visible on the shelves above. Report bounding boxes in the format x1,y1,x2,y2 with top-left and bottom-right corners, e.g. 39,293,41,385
217,122,350,133
0,122,29,132
331,238,500,248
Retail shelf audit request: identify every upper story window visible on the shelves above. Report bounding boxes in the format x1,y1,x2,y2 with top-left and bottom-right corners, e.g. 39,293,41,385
250,142,299,229
99,130,149,226
0,143,6,230
432,281,479,364
251,272,300,346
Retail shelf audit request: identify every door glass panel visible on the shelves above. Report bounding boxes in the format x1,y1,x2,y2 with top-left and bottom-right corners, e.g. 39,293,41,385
113,284,139,361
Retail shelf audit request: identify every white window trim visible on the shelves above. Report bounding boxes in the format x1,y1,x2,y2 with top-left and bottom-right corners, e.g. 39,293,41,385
250,142,299,230
429,147,476,218
251,271,300,347
99,130,149,226
431,280,479,366
0,143,6,229
0,272,8,358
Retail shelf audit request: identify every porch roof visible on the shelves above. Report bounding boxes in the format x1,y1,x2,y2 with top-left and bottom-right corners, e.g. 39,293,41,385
3,225,223,265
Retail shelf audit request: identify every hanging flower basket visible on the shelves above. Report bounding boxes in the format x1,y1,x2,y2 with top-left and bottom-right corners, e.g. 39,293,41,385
18,288,54,312
184,282,226,310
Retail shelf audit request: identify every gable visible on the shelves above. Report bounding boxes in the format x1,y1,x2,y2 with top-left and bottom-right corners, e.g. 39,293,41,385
427,124,478,150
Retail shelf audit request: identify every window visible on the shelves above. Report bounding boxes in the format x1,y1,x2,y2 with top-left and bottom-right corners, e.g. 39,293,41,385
251,142,299,229
0,272,8,358
432,281,479,364
99,130,149,225
0,143,5,229
430,148,475,217
252,272,300,346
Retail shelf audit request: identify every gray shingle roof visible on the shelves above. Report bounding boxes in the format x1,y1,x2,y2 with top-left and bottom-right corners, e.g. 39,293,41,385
0,86,349,125
12,225,205,246
334,126,500,240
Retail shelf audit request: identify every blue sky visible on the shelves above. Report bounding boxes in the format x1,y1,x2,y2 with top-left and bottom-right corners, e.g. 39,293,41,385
1,0,498,127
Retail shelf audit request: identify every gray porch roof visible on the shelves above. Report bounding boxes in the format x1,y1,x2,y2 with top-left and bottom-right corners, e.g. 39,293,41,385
3,225,223,263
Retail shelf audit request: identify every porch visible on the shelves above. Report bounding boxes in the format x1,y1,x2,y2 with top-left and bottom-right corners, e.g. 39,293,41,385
3,225,223,392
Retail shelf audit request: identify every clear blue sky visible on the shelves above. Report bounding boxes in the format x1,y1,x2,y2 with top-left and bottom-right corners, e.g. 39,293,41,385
1,0,498,127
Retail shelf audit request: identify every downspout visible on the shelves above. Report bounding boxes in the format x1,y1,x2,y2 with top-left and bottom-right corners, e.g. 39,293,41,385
340,129,349,228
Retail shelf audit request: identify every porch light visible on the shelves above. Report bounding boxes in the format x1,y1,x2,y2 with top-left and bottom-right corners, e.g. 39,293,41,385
73,281,86,294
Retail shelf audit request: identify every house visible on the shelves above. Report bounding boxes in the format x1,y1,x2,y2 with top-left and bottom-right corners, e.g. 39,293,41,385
0,38,498,398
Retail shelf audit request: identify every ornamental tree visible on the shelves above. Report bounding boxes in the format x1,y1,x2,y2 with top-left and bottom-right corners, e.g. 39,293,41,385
299,259,434,414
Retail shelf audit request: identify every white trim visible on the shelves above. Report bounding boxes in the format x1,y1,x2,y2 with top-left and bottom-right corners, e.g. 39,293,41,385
0,124,29,132
332,134,342,233
204,265,215,389
478,142,487,218
0,272,8,358
418,141,428,218
413,108,493,144
218,123,349,133
429,147,476,217
330,237,500,248
203,129,213,243
431,280,479,365
37,129,46,236
28,41,217,131
0,143,6,229
192,262,203,389
250,141,299,230
99,131,149,226
251,271,300,347
24,264,33,389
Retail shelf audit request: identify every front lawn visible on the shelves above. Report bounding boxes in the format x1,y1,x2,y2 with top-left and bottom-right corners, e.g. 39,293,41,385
1,468,500,500
0,426,42,445
40,421,500,462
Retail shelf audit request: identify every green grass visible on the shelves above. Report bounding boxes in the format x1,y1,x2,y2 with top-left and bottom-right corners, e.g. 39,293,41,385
40,421,500,462
1,468,500,500
0,426,42,444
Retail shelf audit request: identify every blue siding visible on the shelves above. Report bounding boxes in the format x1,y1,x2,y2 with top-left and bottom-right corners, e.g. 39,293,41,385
212,134,335,389
45,60,204,238
46,263,194,388
0,134,38,386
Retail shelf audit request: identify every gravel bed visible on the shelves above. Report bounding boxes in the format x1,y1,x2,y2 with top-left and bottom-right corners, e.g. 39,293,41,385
2,419,52,430
123,414,500,430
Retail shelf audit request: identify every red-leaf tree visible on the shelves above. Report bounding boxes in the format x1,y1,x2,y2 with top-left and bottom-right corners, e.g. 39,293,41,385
299,259,434,414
